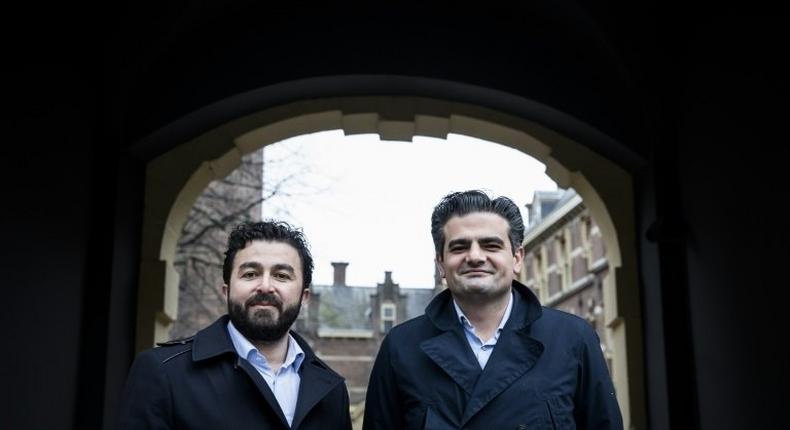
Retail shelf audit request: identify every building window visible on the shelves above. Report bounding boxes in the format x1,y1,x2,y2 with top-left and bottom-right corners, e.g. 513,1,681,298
581,215,593,268
381,303,396,333
559,230,571,291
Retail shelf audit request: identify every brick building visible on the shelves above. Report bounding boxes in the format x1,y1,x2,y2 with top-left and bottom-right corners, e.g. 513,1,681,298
294,262,440,404
521,189,613,368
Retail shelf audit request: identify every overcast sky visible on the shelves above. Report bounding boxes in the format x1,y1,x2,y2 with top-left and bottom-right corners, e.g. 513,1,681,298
260,130,557,289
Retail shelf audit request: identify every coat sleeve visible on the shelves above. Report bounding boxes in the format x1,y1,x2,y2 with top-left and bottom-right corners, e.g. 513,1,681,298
363,334,403,430
117,351,173,430
573,326,624,430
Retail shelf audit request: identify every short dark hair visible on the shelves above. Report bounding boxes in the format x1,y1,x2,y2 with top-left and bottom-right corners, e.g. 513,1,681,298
431,190,525,258
222,221,314,289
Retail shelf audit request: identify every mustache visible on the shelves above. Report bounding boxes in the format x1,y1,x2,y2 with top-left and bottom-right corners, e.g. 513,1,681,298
245,292,283,309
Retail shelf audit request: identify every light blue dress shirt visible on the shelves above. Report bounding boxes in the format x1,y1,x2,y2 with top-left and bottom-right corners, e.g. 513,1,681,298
452,290,514,369
227,321,305,427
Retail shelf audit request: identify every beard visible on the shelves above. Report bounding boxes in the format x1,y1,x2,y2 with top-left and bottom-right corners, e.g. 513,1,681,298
228,291,303,342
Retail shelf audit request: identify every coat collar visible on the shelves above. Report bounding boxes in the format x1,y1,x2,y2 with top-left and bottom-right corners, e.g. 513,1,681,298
423,280,543,331
421,281,545,426
191,316,345,429
191,315,236,361
290,331,346,429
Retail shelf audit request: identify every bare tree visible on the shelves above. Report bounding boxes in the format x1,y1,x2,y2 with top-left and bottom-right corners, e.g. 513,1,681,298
170,145,325,339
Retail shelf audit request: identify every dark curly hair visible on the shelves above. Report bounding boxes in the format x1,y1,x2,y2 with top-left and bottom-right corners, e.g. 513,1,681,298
222,221,313,289
431,190,525,259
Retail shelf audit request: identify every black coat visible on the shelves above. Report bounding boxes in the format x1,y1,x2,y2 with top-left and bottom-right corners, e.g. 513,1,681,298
119,316,351,430
363,282,623,430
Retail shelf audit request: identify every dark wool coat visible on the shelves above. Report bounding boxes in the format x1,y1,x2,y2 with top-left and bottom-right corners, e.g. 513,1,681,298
363,281,623,430
119,316,351,430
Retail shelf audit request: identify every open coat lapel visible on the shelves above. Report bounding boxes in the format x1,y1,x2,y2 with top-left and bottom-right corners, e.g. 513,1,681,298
420,290,482,396
420,330,482,395
192,316,290,427
461,328,544,424
290,334,345,429
421,284,546,427
236,358,290,426
461,283,545,425
191,317,347,429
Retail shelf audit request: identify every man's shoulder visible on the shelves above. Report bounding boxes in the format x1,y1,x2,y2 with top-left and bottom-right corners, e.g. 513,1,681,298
156,335,195,347
536,307,598,338
386,314,434,339
134,336,196,368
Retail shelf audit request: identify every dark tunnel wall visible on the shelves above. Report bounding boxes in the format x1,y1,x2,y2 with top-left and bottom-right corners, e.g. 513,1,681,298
2,2,787,429
676,17,789,429
115,3,639,153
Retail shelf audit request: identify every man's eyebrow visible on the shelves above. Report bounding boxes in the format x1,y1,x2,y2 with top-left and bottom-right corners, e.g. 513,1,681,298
238,261,263,271
447,237,506,247
446,238,471,247
271,263,295,274
478,237,506,245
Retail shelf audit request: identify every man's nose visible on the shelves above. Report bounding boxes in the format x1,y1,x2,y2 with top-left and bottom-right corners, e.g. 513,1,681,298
255,274,276,292
466,242,485,264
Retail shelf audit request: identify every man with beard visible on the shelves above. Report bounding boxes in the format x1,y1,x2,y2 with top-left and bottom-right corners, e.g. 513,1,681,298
119,221,351,429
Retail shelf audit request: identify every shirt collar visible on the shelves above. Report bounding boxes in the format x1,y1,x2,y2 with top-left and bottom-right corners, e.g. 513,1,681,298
227,320,305,371
453,289,514,333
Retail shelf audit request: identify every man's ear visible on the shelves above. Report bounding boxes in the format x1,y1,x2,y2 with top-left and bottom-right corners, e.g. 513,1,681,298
222,284,229,301
301,288,311,304
513,247,525,275
435,256,445,278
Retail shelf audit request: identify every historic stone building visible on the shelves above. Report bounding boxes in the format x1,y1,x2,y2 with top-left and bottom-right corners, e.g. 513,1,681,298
294,262,440,404
521,189,613,368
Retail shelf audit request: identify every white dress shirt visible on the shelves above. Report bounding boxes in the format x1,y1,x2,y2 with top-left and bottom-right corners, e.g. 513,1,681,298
452,290,514,369
227,321,304,427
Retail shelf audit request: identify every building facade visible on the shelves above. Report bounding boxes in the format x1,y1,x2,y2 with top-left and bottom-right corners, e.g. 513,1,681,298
521,189,613,369
294,262,440,405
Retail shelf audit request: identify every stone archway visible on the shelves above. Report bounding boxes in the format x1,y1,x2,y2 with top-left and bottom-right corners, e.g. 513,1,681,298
135,89,643,428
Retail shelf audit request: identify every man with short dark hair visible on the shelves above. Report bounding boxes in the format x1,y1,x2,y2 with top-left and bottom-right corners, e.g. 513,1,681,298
364,190,623,429
120,221,351,429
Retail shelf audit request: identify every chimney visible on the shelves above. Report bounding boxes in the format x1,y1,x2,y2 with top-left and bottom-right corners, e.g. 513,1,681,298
331,262,349,286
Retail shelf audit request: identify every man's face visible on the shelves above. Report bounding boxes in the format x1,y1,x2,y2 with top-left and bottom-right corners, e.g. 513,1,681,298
223,240,309,342
437,212,524,302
